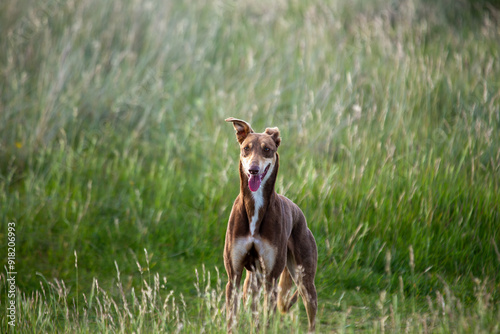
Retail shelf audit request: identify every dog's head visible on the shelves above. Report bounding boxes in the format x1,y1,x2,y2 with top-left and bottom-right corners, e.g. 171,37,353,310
226,117,280,192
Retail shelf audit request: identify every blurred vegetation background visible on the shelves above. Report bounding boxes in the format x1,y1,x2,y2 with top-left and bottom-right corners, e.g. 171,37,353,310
1,0,499,332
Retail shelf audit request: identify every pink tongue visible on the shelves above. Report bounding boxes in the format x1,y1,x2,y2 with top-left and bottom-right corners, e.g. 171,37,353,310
248,174,261,192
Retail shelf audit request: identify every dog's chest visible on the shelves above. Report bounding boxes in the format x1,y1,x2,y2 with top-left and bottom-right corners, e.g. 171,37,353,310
231,236,277,273
248,187,264,236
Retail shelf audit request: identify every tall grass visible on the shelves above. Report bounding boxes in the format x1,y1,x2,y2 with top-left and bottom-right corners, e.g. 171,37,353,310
1,0,499,332
1,262,499,332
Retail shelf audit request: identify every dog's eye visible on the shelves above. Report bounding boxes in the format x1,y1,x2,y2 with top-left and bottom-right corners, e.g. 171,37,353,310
244,146,250,151
263,147,270,152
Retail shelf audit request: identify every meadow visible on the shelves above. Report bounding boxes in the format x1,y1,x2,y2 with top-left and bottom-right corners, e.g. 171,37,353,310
1,0,499,332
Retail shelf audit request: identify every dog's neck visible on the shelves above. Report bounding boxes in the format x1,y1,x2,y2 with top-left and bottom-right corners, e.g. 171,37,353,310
239,153,279,236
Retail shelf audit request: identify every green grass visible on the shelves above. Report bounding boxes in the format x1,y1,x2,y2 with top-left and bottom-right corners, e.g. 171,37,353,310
1,0,499,332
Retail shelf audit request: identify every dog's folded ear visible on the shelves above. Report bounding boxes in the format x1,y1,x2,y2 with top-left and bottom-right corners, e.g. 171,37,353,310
265,127,281,148
225,117,254,144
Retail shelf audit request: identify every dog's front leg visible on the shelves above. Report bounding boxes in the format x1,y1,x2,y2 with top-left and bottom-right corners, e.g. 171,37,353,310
225,270,243,333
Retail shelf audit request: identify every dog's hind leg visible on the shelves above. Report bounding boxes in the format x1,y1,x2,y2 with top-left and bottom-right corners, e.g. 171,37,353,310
277,266,299,313
288,222,318,333
243,270,261,312
298,277,317,333
242,270,252,304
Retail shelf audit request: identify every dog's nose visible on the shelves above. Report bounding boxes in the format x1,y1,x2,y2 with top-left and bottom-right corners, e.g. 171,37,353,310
248,166,260,175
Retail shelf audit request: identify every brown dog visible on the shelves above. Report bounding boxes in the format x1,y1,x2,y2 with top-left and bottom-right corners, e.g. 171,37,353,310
224,117,318,333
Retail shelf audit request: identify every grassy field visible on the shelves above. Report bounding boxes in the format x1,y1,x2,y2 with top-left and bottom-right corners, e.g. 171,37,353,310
1,0,500,332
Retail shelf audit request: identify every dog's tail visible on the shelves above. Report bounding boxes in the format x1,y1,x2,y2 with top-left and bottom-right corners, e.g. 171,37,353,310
277,267,299,313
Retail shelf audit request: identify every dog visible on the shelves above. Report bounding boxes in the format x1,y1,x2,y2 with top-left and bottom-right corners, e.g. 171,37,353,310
224,117,318,333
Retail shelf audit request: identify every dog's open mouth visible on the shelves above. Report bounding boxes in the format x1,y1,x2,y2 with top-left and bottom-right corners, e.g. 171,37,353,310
248,164,270,192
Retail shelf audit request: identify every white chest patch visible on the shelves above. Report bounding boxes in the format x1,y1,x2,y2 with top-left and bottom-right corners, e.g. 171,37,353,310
250,189,263,236
231,236,277,274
